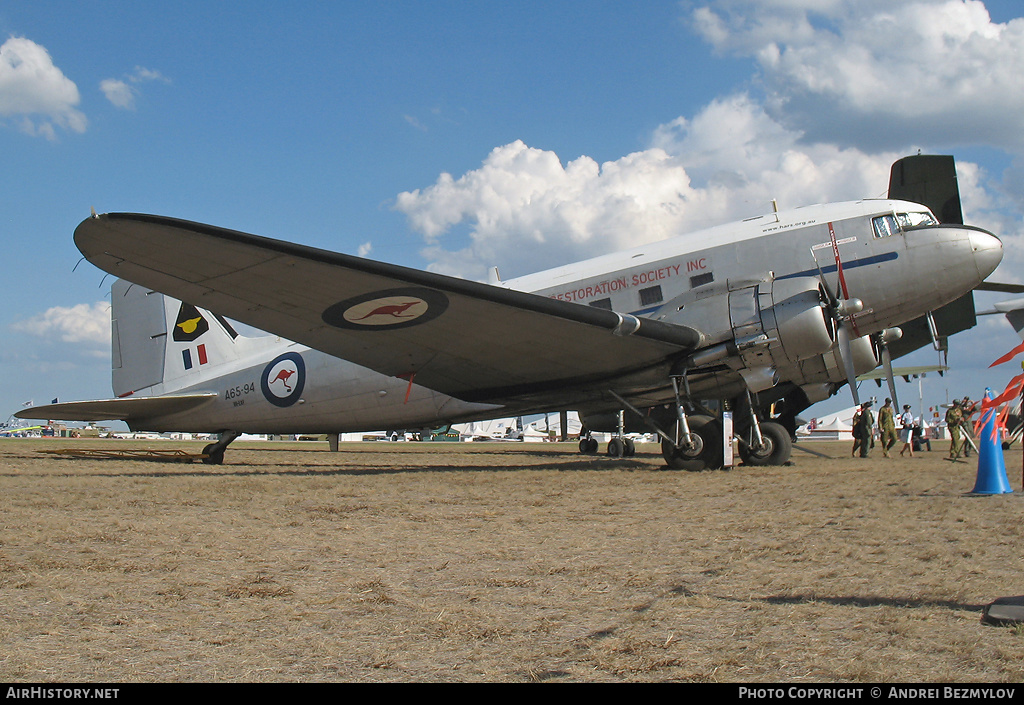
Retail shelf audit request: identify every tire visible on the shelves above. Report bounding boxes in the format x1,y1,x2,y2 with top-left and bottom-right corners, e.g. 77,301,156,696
202,443,225,465
607,437,625,458
624,438,636,457
579,438,599,454
738,421,792,466
660,415,724,471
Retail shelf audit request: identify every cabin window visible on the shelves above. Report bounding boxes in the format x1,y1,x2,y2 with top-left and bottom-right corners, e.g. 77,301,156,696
690,272,714,288
589,298,612,310
639,285,663,306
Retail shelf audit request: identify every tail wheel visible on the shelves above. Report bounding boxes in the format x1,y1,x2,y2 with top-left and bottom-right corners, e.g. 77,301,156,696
202,443,225,465
738,421,792,466
661,415,723,471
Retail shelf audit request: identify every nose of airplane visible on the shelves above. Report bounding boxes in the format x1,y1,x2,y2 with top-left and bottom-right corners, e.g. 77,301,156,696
969,227,1003,281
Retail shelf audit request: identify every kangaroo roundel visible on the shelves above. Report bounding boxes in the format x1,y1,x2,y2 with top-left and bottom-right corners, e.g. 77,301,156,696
322,287,449,331
261,352,305,407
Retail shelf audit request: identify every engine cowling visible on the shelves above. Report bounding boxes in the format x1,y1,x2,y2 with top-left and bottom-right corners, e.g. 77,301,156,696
783,333,881,403
661,276,836,391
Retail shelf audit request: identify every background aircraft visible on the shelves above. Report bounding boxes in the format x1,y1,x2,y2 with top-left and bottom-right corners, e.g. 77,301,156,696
16,155,1008,468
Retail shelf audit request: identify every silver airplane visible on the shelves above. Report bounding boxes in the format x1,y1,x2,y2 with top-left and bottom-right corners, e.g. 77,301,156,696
16,155,1005,467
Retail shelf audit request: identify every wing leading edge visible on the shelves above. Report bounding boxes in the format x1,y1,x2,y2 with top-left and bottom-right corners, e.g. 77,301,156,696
74,213,703,403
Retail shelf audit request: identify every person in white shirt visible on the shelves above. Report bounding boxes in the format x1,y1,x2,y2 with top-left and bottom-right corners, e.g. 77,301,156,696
899,405,916,457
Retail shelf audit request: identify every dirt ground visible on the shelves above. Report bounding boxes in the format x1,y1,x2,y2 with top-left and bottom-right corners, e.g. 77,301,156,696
1,437,1023,683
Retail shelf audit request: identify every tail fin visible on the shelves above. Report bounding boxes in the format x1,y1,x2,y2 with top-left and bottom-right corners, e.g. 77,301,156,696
887,154,964,224
111,279,257,397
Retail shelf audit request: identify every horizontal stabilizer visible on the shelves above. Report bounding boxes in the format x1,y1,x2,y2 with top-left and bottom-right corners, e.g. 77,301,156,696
977,282,1024,294
14,393,217,422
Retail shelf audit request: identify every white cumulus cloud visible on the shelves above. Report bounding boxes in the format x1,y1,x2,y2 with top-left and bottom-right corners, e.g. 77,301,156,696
12,303,110,348
395,140,698,279
393,2,1024,285
100,66,169,110
393,99,902,281
100,79,134,109
0,37,86,139
690,0,1024,151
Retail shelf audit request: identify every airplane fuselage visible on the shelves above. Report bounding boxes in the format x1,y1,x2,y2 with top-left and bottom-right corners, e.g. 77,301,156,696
130,198,1000,434
512,199,996,340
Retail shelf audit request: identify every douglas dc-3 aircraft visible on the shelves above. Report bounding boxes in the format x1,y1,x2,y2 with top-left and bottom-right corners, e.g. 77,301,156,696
16,155,1011,467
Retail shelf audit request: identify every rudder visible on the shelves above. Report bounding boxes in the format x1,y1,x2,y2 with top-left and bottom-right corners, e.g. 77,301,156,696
111,279,248,397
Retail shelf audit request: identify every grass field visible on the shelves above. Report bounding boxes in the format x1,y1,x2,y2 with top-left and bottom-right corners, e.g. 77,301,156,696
1,437,1022,682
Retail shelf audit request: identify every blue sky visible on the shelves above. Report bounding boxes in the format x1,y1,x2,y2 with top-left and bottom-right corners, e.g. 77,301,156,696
4,0,1024,424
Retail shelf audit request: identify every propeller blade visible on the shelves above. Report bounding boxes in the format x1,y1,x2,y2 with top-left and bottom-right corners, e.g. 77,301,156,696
876,326,903,414
881,344,899,411
808,246,841,306
837,324,860,407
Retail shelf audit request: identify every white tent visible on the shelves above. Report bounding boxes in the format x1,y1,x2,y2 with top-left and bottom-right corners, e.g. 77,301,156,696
522,412,584,442
452,417,522,441
797,406,856,441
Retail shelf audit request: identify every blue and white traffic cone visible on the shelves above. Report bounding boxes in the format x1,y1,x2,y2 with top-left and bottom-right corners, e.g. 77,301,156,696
971,389,1013,495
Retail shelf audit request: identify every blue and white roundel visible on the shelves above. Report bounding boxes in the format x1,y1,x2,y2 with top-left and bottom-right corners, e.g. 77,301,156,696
261,352,305,407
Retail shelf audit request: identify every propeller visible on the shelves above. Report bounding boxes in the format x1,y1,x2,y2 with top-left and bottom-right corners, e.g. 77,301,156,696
810,240,865,405
875,327,904,411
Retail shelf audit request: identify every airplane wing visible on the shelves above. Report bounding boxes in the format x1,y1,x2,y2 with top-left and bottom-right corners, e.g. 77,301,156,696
74,213,704,403
14,393,218,422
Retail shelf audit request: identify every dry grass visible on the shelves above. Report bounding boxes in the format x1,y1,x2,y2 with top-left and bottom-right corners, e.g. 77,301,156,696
1,437,1023,682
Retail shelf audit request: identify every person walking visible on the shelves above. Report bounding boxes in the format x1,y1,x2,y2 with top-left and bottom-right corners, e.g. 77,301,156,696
855,401,874,458
946,400,964,460
898,404,915,457
878,398,897,457
959,396,977,457
851,404,864,457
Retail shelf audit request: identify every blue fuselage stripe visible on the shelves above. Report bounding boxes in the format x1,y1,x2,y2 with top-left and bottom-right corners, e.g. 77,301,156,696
630,251,899,318
778,251,899,280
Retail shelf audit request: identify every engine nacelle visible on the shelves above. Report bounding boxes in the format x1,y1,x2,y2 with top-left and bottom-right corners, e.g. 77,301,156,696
661,276,835,391
783,333,881,400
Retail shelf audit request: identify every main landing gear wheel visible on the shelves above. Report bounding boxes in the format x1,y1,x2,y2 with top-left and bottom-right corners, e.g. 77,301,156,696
660,415,723,471
606,437,636,458
579,437,599,454
737,421,792,466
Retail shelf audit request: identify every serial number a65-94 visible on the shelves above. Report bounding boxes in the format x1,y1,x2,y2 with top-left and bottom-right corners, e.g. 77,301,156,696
225,382,256,400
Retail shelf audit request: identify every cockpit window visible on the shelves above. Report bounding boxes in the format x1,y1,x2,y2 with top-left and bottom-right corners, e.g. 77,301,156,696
872,211,937,238
896,211,937,228
872,214,899,238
